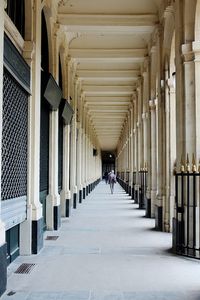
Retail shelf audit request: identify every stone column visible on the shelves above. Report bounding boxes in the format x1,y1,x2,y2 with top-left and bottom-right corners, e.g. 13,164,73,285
129,108,133,196
149,99,157,217
46,23,61,230
61,122,71,216
182,43,197,248
76,122,82,202
60,58,71,217
182,43,195,156
0,0,7,296
165,75,176,232
21,0,43,254
77,93,83,203
85,115,89,195
70,78,78,209
193,42,200,158
81,106,86,199
155,28,165,231
46,108,60,230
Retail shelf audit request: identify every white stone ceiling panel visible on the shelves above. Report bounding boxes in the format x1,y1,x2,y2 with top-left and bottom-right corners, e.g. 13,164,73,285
70,34,149,49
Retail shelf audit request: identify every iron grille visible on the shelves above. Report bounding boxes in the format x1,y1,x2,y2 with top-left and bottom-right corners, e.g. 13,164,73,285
45,236,59,240
174,172,200,259
14,263,36,274
1,69,28,200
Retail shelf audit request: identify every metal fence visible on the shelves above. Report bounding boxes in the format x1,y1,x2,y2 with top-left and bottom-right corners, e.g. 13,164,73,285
174,171,200,259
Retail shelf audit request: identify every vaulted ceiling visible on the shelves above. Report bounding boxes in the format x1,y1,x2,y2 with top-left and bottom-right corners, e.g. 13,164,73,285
57,0,162,151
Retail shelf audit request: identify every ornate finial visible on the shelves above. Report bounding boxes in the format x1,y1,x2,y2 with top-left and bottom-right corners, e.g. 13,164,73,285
192,153,197,173
186,153,190,172
180,155,185,172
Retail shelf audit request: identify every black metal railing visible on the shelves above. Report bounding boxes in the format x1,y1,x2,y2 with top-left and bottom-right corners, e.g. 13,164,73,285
174,171,199,259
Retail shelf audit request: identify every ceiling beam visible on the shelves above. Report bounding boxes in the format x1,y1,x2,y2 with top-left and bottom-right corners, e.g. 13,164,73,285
58,13,158,27
77,70,140,77
69,48,147,59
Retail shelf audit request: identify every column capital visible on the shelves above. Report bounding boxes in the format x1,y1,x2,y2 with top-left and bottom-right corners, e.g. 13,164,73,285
149,99,157,110
182,43,194,62
164,5,174,19
23,41,35,62
142,112,149,119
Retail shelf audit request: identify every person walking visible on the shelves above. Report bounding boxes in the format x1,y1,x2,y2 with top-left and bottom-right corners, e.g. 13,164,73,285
108,170,117,194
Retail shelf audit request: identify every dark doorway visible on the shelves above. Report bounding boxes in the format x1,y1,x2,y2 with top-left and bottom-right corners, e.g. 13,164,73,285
101,151,115,178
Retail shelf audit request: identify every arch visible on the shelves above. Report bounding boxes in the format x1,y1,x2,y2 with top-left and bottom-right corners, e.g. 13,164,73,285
58,29,69,96
41,6,53,74
41,10,49,72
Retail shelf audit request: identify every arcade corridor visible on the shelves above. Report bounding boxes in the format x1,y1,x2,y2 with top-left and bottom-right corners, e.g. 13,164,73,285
2,0,200,298
2,182,200,300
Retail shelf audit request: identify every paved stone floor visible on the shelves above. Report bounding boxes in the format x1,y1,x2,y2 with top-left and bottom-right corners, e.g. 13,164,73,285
2,182,200,300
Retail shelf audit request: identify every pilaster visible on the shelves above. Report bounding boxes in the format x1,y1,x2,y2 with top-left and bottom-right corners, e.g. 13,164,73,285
182,43,196,157
46,23,61,230
149,99,157,218
70,77,78,209
26,0,43,253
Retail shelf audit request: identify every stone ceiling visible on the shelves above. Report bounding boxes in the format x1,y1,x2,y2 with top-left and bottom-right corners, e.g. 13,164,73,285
57,0,162,151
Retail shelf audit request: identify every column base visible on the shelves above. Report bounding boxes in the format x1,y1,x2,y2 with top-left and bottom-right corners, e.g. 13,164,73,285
145,198,151,218
73,193,77,209
54,205,61,230
79,190,82,203
0,243,7,297
83,188,86,199
155,206,163,231
32,217,44,254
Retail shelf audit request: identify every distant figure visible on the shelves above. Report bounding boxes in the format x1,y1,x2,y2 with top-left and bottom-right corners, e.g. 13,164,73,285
104,171,108,184
108,170,117,194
